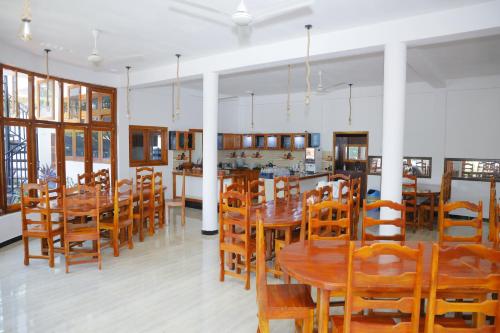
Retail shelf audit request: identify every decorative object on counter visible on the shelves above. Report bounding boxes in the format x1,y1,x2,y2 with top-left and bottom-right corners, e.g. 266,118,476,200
228,151,237,158
240,151,246,158
282,152,294,160
252,151,263,159
175,152,186,161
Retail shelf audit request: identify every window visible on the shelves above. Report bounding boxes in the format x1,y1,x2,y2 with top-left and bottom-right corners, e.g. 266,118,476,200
445,158,500,181
129,125,168,166
0,63,116,213
368,156,432,178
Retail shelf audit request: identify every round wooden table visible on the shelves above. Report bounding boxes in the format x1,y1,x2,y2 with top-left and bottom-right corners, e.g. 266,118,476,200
278,240,499,333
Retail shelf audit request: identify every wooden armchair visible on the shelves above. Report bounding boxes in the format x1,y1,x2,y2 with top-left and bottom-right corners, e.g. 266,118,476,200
219,190,254,290
438,200,483,243
100,179,134,257
255,210,315,333
273,176,288,202
362,200,406,241
308,199,351,242
166,170,186,225
332,242,424,332
62,185,101,273
248,179,266,205
426,243,500,332
93,169,110,192
134,174,155,241
21,183,63,268
402,175,418,231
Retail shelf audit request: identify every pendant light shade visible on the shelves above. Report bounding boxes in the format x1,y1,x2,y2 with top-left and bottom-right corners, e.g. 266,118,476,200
19,0,32,41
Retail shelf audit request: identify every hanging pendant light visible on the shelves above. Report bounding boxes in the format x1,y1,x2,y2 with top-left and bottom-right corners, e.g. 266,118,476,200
44,49,51,108
126,66,131,119
348,83,353,126
304,24,312,106
171,83,175,121
250,92,255,130
174,54,181,119
19,0,32,41
286,64,292,119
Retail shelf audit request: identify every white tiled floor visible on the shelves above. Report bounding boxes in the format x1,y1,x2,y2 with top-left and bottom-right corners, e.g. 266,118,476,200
0,209,491,333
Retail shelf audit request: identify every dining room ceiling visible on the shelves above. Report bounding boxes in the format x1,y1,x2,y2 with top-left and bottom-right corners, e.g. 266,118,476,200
0,0,492,72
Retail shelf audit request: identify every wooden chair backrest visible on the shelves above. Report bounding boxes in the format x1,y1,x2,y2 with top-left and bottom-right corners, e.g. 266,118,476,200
287,176,300,199
153,172,163,205
138,174,154,213
350,177,362,222
308,199,351,242
255,209,268,313
135,166,154,187
77,172,94,187
39,176,62,201
362,199,406,241
93,169,110,191
438,200,483,243
63,185,100,232
114,179,133,228
344,242,424,333
426,243,500,333
248,179,266,205
21,183,51,231
219,190,250,250
489,176,497,241
328,173,351,182
300,189,321,241
225,182,246,207
402,175,417,210
338,180,351,205
317,185,333,201
274,176,288,201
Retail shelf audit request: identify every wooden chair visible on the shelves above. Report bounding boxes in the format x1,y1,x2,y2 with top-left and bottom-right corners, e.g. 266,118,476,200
93,169,110,192
62,185,101,273
39,176,63,201
100,179,134,257
426,243,500,333
165,170,186,225
438,200,483,243
134,174,155,241
255,210,315,333
274,176,288,202
77,172,94,187
135,166,154,187
287,175,301,200
299,189,321,241
248,179,266,205
329,173,351,182
219,190,255,290
332,242,424,333
350,177,362,239
489,176,497,242
152,172,165,229
338,180,351,205
362,199,406,241
308,199,351,242
21,183,63,268
402,175,418,231
418,171,452,230
318,185,333,201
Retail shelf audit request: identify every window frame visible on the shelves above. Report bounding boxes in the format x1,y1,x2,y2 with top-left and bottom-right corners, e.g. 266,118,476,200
0,63,117,214
368,156,433,178
129,125,168,167
444,158,500,182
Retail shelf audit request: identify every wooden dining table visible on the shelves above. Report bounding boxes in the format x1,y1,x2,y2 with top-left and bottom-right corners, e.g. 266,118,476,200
278,240,500,333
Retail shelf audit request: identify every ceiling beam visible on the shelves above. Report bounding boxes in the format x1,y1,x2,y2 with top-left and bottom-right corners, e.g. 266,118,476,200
126,0,500,88
407,48,446,88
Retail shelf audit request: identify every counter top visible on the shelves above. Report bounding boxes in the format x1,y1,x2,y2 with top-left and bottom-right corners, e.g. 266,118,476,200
295,172,330,180
173,170,329,180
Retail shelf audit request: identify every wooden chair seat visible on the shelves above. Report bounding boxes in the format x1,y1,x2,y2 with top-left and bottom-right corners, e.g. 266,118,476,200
400,316,467,332
265,284,315,317
332,314,396,331
24,223,63,234
65,223,98,241
100,216,133,229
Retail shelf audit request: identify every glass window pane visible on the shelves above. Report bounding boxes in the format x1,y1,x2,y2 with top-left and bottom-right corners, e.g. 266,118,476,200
92,131,99,158
36,127,57,181
4,125,29,205
64,129,85,187
2,69,29,119
63,83,88,123
91,91,112,122
92,130,112,178
131,130,145,161
149,131,162,161
35,77,60,121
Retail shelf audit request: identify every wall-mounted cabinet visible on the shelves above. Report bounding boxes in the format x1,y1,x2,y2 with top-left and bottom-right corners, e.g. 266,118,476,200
169,131,194,150
242,134,254,149
307,133,321,148
222,133,241,150
255,135,265,149
280,134,292,150
293,134,306,150
216,132,320,151
265,134,280,150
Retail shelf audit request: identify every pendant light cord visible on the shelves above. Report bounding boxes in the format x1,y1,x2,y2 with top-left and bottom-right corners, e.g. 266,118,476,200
175,54,181,118
23,0,31,20
126,66,131,119
251,92,255,129
305,24,312,105
348,83,353,126
287,64,291,118
44,49,50,107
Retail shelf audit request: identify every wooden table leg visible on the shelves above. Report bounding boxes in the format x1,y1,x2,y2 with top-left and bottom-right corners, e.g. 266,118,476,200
429,193,435,230
283,228,292,283
317,288,330,333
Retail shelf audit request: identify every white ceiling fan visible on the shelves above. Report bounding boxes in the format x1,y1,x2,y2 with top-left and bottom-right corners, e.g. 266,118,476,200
170,0,314,43
314,70,346,95
87,29,103,66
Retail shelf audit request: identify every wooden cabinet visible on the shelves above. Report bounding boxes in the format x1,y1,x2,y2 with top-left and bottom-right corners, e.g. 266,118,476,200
292,134,307,150
169,131,194,150
242,134,254,149
255,135,265,149
265,134,280,149
280,134,292,150
222,134,241,150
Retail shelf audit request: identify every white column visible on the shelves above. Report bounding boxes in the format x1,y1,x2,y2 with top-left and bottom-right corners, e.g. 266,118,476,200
202,72,219,234
380,42,407,221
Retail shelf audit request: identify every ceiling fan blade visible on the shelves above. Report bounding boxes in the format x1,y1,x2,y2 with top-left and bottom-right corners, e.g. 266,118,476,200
323,82,348,90
219,95,239,101
169,3,232,27
170,0,230,16
253,0,314,24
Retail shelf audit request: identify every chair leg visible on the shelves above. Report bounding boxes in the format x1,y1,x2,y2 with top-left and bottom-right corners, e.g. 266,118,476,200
303,312,314,333
258,317,270,333
23,236,29,266
219,250,225,282
181,205,186,226
128,225,134,249
274,240,282,279
148,212,155,236
245,253,251,290
113,229,119,257
64,239,70,274
97,238,102,270
236,254,242,274
139,217,145,242
48,236,55,268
